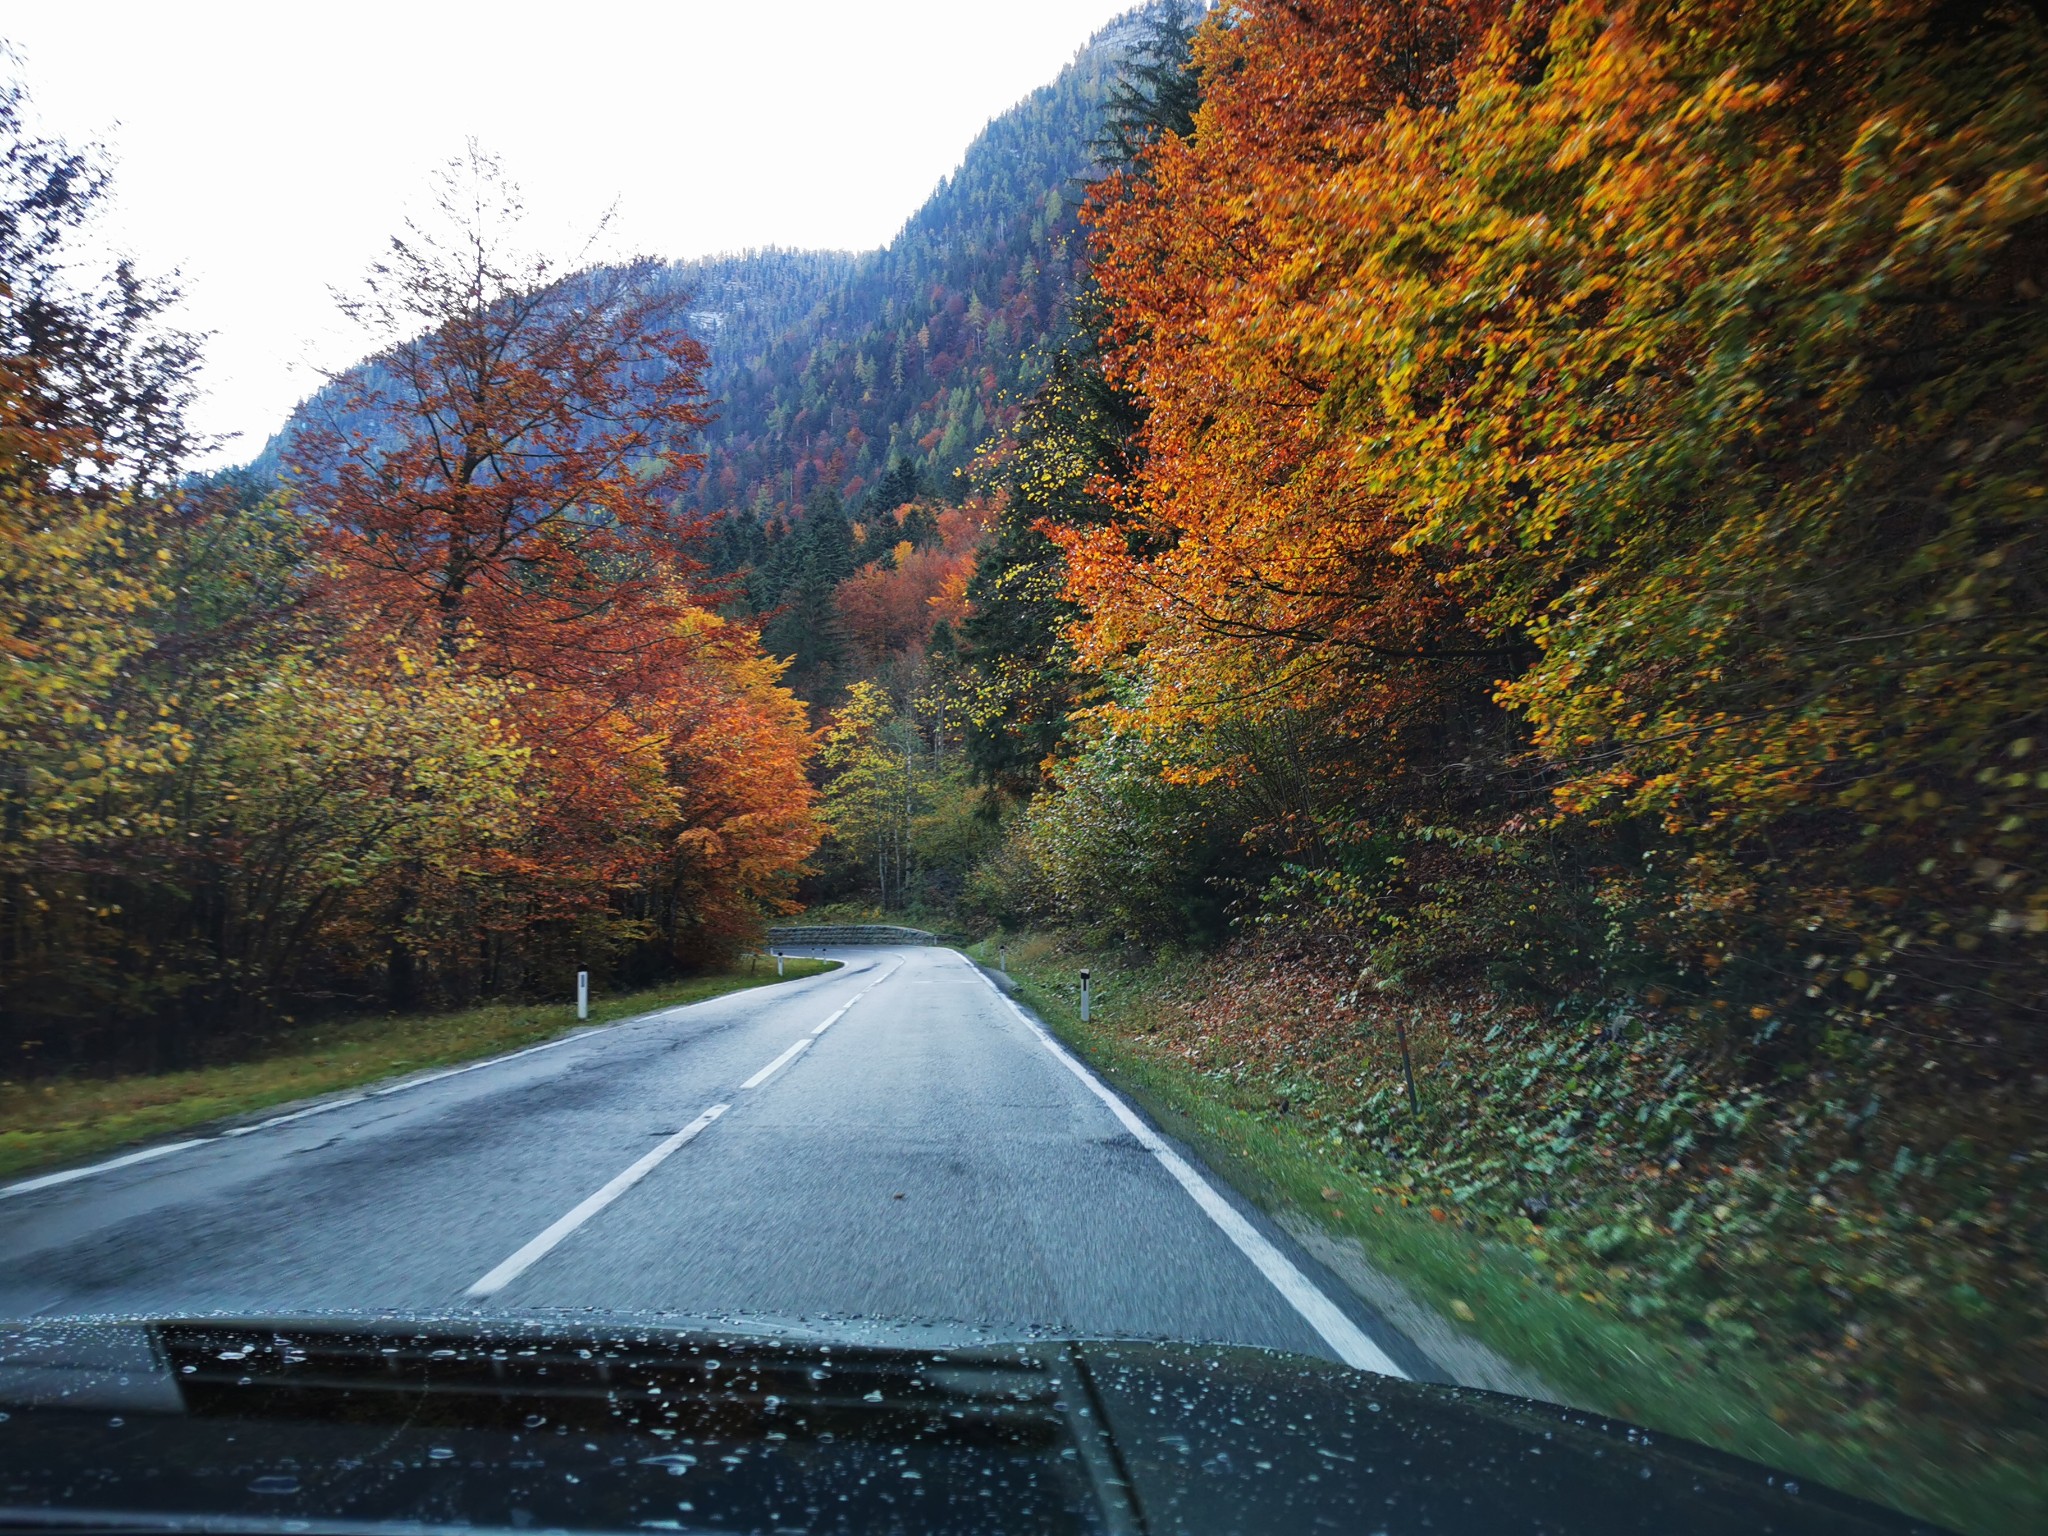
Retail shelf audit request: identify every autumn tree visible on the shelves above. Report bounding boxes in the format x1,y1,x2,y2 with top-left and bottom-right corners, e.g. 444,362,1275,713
292,146,711,678
1029,0,2048,1432
818,681,911,906
0,75,203,1061
1062,0,2048,1061
292,147,818,999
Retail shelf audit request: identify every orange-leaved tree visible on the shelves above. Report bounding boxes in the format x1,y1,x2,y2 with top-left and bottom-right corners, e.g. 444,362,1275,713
1056,0,1516,883
1064,0,2048,1022
291,149,819,996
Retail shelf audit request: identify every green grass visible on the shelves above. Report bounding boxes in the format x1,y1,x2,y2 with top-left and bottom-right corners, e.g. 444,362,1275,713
972,934,2040,1536
0,956,839,1183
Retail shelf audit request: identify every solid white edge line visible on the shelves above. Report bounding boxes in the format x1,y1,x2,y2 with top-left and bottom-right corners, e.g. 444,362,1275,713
222,1095,368,1137
741,1037,812,1089
3,971,838,1204
465,1102,729,1298
0,1139,209,1200
370,1033,579,1097
979,971,1409,1379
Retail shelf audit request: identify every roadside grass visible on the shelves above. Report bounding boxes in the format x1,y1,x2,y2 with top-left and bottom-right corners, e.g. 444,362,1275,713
0,956,839,1183
972,933,2040,1536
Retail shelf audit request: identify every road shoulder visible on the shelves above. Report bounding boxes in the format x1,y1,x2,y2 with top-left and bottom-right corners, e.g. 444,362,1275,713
0,960,842,1193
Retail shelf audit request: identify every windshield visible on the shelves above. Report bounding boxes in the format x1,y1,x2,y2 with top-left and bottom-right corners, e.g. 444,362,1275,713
1,4,2041,1536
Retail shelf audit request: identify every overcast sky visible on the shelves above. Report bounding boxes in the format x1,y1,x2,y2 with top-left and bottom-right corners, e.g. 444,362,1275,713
6,1,1138,465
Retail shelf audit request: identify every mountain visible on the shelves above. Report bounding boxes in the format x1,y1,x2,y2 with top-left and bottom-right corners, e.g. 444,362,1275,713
252,9,1151,525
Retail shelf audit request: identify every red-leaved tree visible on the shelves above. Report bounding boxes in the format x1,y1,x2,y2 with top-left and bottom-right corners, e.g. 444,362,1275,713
290,149,817,1002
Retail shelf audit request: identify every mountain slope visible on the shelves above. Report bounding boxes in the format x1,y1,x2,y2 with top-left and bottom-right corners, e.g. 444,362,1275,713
254,10,1148,523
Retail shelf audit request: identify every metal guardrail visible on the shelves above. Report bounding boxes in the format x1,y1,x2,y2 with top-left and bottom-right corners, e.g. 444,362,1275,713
766,924,938,947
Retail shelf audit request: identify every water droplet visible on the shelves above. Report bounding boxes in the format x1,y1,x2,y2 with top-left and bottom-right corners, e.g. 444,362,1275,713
428,1447,455,1461
248,1476,300,1496
639,1454,697,1473
523,1414,547,1429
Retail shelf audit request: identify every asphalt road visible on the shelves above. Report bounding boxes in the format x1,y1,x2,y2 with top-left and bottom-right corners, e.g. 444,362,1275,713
0,947,1427,1374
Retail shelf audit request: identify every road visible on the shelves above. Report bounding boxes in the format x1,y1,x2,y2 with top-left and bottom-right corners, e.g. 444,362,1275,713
0,947,1429,1375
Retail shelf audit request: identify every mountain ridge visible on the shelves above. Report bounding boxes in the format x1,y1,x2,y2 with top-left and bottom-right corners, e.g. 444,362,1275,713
251,7,1155,518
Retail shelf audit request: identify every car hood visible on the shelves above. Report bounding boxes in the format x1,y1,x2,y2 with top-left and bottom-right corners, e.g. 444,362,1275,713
0,1314,1939,1535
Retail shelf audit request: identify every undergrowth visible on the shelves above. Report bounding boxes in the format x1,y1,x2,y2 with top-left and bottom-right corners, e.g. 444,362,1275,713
978,931,2044,1536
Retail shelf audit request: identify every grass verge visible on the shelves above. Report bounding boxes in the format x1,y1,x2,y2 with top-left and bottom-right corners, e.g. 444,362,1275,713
0,956,840,1183
972,933,2039,1536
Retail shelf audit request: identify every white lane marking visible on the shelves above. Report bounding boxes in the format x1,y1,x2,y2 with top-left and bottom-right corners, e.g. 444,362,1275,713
370,1033,579,1096
978,971,1409,1379
222,1095,367,1137
0,1037,584,1200
1,976,842,1204
807,960,901,1038
0,1139,208,1201
466,1103,729,1298
467,961,898,1294
742,1037,812,1089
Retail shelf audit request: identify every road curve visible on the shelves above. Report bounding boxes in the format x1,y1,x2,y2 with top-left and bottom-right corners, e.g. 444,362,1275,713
0,947,1429,1374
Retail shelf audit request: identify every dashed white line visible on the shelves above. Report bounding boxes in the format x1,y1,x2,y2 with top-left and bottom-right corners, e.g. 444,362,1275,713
977,969,1409,1379
465,1103,729,1298
742,1037,812,1089
465,962,901,1294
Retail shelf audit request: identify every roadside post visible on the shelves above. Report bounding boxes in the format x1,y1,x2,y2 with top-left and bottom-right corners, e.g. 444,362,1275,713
776,950,785,978
1080,968,1091,1023
999,943,1007,975
576,970,589,1022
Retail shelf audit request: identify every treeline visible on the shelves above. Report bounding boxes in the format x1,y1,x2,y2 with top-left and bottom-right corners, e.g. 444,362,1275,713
680,26,1121,523
0,125,820,1074
918,0,2044,1433
966,0,2046,1087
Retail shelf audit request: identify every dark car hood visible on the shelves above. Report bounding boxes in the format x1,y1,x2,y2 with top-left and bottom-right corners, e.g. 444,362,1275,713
0,1315,1939,1535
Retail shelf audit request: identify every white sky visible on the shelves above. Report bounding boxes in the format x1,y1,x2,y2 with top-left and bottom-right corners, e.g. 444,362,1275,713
4,1,1138,466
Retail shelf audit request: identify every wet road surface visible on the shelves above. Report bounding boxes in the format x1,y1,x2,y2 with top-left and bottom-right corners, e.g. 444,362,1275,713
0,947,1429,1375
